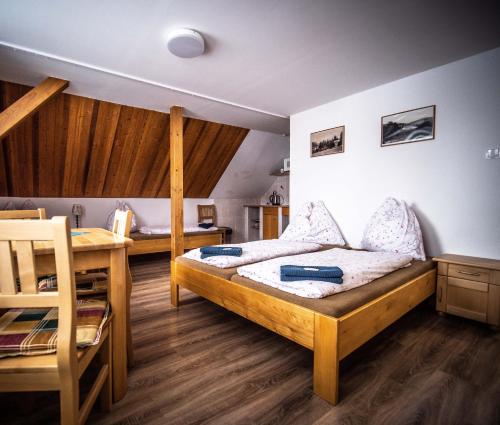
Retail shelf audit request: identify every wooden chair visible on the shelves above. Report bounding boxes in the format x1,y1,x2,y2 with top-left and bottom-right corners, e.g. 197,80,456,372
197,204,216,226
113,210,134,367
76,209,134,366
0,217,112,425
112,209,133,237
0,208,47,219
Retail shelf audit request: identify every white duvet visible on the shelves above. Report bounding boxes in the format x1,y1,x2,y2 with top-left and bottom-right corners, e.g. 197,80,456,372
182,239,322,268
237,248,413,299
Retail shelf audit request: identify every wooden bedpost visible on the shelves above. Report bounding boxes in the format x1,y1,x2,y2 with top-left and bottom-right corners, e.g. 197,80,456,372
170,105,184,306
313,314,340,405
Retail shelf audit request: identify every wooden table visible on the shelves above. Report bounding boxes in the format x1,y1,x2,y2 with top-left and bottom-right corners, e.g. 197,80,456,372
31,228,133,402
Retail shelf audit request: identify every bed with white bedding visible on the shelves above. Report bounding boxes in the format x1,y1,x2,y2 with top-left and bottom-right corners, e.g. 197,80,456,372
171,198,436,406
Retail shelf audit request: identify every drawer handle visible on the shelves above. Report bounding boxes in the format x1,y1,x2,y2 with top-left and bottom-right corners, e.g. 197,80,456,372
457,270,481,277
438,287,442,303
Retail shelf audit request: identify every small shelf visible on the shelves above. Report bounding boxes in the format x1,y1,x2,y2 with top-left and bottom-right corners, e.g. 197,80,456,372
244,205,288,208
270,170,289,176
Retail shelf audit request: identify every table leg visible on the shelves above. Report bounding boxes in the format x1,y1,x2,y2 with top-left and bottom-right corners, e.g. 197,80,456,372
109,248,128,402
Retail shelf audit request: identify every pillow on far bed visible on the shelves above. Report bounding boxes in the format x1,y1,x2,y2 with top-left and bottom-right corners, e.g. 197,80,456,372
360,197,425,261
280,201,345,246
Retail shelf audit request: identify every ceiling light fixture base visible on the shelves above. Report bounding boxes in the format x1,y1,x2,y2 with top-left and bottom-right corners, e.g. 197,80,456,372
167,28,205,58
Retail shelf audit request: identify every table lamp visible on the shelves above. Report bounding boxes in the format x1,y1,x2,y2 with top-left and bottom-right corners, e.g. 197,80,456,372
72,204,83,228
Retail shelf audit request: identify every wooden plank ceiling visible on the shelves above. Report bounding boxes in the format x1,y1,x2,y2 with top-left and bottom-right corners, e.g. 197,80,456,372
0,81,249,198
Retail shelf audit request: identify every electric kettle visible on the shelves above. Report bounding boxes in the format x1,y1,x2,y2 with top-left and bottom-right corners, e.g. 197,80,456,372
269,191,283,206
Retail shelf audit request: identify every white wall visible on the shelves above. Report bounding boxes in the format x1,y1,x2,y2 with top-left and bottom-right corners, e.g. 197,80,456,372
210,130,289,199
260,176,289,205
291,48,500,258
214,198,260,243
0,197,213,229
209,130,290,242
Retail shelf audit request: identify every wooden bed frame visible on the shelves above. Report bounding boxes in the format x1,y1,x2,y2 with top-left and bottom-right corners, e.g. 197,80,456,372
171,261,436,405
128,230,224,256
166,106,436,404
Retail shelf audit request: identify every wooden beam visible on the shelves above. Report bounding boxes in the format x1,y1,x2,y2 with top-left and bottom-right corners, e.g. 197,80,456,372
0,77,68,140
170,106,184,260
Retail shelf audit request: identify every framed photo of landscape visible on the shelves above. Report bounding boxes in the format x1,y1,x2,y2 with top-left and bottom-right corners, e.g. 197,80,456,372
311,125,345,157
381,105,435,147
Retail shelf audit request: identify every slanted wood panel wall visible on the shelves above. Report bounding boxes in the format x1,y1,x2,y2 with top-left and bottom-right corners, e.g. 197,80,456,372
0,81,249,198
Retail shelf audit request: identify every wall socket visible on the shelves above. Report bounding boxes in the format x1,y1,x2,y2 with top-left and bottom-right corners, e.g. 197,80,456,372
485,148,500,159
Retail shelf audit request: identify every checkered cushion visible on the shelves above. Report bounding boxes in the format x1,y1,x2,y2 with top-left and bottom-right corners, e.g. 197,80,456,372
0,299,109,358
39,273,108,295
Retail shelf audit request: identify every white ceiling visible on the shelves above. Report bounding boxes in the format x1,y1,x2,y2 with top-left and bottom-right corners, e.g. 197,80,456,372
0,0,499,133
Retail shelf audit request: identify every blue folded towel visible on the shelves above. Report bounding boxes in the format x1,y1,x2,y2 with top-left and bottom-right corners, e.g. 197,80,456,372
280,265,343,278
280,273,343,284
200,246,242,257
198,223,214,229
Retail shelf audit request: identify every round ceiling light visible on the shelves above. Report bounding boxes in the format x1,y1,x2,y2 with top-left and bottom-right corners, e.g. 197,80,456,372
167,28,205,58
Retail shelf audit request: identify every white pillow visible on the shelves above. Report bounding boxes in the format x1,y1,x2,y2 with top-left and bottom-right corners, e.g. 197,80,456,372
360,197,425,260
21,199,37,210
280,201,346,246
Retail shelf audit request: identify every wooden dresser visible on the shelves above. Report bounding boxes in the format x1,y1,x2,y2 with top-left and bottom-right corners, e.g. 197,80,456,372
263,206,289,239
433,254,500,326
244,205,289,241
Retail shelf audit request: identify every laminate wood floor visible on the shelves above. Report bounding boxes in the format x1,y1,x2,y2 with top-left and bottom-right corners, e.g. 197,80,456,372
1,254,499,425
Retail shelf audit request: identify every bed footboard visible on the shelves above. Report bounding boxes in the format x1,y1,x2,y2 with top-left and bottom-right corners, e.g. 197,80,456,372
173,261,316,349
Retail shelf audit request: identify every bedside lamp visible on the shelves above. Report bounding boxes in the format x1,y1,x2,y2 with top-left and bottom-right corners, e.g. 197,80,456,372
72,204,83,228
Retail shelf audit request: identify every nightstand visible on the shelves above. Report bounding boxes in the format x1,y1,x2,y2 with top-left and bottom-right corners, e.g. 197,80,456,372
433,254,500,326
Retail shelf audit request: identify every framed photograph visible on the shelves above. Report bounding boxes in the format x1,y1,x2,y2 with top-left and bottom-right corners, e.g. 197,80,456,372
381,105,435,147
311,125,344,157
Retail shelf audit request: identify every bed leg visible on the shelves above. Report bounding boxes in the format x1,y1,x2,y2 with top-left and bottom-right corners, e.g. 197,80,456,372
313,314,339,405
170,260,179,307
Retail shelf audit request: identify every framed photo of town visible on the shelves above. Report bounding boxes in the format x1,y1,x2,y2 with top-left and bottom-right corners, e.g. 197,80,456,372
381,105,435,147
311,125,344,157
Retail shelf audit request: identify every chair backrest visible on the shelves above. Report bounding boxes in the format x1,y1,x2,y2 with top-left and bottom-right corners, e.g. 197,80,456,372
0,217,76,364
198,204,216,225
112,209,132,237
0,208,47,220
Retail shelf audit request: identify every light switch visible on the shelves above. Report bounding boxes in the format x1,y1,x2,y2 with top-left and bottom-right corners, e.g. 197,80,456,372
485,148,500,159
